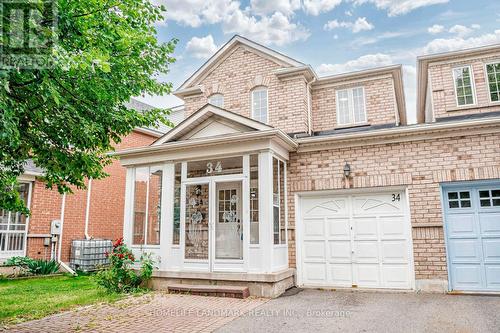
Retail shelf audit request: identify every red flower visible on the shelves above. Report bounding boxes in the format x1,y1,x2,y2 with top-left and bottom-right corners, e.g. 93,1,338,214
104,251,109,258
113,237,124,248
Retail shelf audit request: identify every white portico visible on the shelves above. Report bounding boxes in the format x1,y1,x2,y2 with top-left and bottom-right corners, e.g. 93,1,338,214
117,105,296,296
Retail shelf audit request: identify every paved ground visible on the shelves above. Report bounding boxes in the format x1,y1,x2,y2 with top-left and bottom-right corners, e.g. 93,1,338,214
4,289,500,332
3,293,267,333
218,289,500,333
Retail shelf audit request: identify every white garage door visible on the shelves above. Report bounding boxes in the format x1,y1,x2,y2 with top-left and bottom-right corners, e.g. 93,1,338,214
298,190,414,289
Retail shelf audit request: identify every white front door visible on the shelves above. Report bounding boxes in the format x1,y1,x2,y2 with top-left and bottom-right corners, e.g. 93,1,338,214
182,179,244,271
298,190,413,289
215,181,243,260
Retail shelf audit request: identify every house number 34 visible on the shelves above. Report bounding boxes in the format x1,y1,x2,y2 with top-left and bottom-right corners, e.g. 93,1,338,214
206,161,223,174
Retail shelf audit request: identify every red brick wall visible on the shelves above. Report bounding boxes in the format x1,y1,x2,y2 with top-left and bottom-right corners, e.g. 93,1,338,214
287,132,500,281
26,130,157,262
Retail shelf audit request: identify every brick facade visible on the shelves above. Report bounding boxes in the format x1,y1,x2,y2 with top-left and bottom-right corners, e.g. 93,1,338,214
429,52,500,119
26,130,157,262
312,75,398,131
287,132,500,280
183,45,310,134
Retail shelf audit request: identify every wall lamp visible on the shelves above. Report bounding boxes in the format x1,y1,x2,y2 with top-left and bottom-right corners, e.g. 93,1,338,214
343,162,351,178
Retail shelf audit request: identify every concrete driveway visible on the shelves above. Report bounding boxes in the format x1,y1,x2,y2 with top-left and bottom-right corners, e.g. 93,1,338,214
218,289,500,333
4,289,500,332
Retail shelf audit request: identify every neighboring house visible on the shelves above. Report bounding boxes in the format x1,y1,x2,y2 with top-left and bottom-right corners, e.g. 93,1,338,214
116,36,500,297
0,100,184,265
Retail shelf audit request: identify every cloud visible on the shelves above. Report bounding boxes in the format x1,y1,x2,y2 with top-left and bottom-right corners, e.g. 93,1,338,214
351,31,414,47
428,24,444,34
222,11,310,46
448,24,480,37
324,17,374,33
185,35,219,59
157,0,310,46
352,0,449,17
422,30,500,55
303,0,342,16
155,0,240,27
249,0,301,16
317,53,393,76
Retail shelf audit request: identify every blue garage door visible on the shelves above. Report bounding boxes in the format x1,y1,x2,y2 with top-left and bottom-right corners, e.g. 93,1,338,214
443,183,500,292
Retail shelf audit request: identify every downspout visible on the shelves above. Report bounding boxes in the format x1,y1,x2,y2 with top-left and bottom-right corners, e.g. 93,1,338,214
58,193,76,275
306,78,316,136
84,178,92,240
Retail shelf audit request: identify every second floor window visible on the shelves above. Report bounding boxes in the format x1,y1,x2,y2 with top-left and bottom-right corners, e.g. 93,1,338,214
252,87,268,123
453,66,475,106
208,94,224,108
336,87,366,126
486,62,500,103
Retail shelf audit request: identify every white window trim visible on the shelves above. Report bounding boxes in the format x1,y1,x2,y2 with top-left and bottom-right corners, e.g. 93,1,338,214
484,61,500,105
208,94,224,108
452,65,477,107
335,86,367,127
251,87,269,124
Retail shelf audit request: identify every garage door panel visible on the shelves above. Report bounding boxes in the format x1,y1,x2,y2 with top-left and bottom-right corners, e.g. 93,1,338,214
328,241,351,262
302,199,347,216
485,265,500,288
303,263,327,282
479,214,500,236
483,239,500,263
379,217,407,238
353,193,404,215
444,183,500,292
304,218,325,237
328,218,351,238
330,264,352,286
381,241,409,263
300,191,412,290
452,265,483,289
303,241,326,260
448,239,482,263
353,218,378,239
447,214,477,237
382,265,410,288
353,241,379,263
355,264,380,287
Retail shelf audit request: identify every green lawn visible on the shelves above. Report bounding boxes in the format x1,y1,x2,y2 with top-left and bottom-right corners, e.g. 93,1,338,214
0,275,123,325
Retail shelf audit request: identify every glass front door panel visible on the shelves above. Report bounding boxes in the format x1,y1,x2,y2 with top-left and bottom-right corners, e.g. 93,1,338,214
215,181,243,260
185,184,209,260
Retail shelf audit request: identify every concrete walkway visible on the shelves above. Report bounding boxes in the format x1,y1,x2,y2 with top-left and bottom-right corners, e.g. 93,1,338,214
4,293,267,333
218,289,500,333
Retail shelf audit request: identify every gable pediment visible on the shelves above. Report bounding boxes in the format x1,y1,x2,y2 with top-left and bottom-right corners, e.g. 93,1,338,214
176,35,304,92
152,104,273,145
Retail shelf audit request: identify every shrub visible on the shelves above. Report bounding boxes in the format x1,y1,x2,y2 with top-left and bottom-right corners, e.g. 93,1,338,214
4,256,60,275
94,238,154,293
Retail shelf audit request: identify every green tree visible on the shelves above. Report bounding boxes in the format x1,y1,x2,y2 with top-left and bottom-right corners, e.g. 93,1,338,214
0,0,177,213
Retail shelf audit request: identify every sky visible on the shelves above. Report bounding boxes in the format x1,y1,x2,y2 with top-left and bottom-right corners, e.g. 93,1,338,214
137,0,500,123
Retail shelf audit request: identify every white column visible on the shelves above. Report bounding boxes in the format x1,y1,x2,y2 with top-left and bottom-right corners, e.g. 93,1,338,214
259,151,273,272
159,162,174,271
123,168,135,246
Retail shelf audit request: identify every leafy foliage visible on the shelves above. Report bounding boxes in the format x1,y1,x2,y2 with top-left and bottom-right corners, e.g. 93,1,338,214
4,256,60,275
0,0,177,212
94,238,154,293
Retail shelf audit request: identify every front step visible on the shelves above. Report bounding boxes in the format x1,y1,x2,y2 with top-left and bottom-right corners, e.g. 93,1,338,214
167,284,250,299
